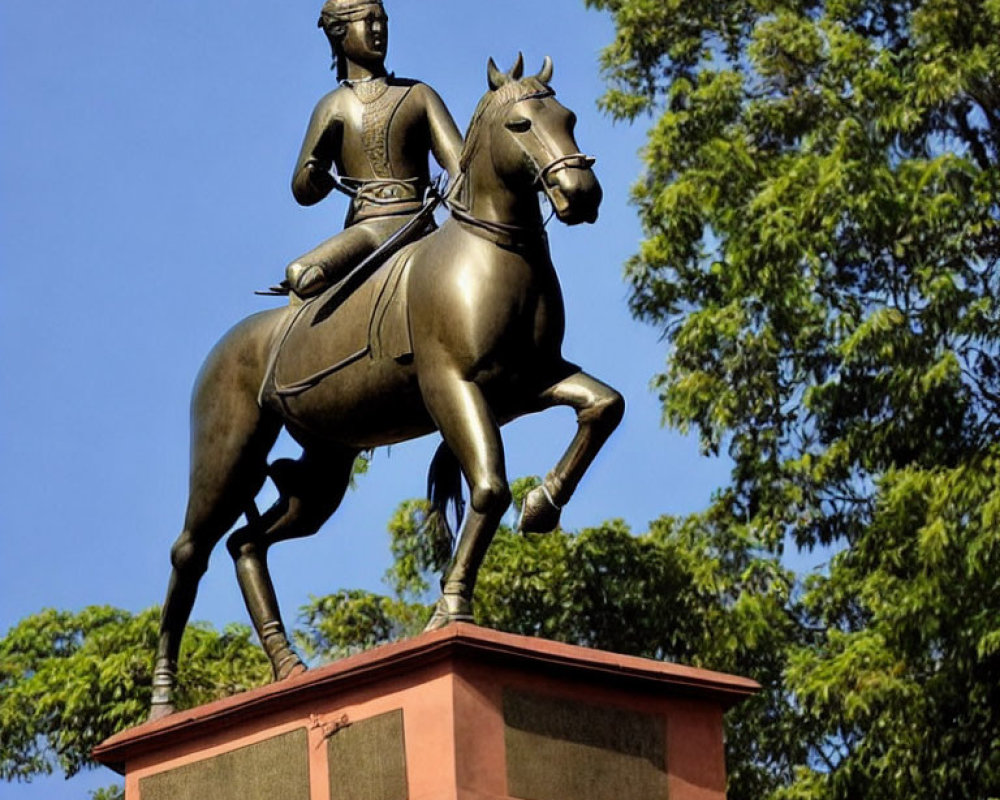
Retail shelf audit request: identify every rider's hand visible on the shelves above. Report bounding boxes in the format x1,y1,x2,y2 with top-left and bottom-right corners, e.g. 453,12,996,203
305,161,336,196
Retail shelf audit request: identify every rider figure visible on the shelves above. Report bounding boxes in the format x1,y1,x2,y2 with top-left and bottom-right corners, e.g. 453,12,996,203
284,0,464,298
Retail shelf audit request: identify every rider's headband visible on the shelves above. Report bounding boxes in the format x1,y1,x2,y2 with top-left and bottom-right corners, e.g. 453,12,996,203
319,0,386,25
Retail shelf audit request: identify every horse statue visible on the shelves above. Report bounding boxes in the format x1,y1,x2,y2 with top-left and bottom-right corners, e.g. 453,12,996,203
150,55,624,720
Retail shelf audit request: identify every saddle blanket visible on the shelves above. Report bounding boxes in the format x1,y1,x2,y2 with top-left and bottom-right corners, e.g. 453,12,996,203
265,242,419,401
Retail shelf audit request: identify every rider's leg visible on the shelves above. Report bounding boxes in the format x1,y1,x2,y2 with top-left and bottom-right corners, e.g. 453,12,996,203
225,447,358,679
285,225,383,297
518,368,624,533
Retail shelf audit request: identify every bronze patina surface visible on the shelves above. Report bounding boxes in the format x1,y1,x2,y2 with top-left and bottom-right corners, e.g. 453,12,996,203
149,2,622,721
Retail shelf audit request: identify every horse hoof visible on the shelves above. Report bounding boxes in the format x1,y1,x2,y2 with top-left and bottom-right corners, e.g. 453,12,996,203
280,661,308,680
148,703,175,723
275,652,308,681
518,486,562,534
423,595,474,632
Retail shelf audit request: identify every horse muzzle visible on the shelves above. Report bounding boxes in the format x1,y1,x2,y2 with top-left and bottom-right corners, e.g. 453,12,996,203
542,157,602,225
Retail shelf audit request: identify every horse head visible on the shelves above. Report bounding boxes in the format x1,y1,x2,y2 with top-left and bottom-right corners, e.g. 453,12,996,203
459,54,603,226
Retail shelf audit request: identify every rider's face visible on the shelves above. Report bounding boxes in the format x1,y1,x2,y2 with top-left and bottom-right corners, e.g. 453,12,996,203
341,8,389,67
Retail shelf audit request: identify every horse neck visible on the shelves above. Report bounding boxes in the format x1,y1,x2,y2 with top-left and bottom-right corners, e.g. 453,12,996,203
460,141,543,230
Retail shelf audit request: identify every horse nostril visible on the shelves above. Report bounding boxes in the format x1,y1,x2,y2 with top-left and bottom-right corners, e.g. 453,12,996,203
548,185,569,212
547,169,602,225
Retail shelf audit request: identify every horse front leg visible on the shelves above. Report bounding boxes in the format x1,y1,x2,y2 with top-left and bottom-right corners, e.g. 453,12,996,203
519,368,624,534
420,373,511,630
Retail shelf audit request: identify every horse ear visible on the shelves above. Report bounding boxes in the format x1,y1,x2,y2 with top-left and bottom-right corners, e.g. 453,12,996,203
537,55,553,85
509,51,525,81
487,57,507,90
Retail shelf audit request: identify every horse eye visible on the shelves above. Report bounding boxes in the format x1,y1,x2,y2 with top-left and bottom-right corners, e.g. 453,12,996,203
505,117,532,133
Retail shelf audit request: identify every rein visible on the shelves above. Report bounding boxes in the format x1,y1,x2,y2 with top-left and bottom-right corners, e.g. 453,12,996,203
445,196,548,249
260,191,441,406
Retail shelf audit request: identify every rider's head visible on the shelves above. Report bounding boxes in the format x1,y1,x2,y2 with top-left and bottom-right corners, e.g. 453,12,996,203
318,0,388,81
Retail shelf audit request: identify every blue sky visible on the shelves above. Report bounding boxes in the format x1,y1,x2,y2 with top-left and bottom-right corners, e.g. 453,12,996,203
0,2,734,797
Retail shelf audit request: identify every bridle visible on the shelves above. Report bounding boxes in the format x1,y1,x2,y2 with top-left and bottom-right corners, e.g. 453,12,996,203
537,152,597,186
501,88,597,210
448,88,596,247
525,146,596,225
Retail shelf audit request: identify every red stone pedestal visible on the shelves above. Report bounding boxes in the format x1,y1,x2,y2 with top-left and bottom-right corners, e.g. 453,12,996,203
94,624,758,800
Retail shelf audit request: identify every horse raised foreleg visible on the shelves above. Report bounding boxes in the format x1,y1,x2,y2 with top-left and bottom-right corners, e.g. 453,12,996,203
420,374,511,630
225,448,357,679
519,369,624,533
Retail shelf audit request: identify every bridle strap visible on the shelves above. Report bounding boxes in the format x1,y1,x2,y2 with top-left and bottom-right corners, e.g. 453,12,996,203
538,153,596,185
519,124,597,188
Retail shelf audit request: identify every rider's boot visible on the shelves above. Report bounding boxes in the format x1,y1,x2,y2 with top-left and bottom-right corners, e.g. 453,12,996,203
286,261,328,298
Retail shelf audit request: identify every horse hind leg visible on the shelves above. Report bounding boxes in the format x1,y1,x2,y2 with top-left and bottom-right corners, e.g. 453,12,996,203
151,345,282,720
225,447,357,681
151,425,280,719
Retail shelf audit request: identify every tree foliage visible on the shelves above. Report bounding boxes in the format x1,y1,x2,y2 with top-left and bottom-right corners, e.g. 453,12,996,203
0,607,270,783
581,0,1000,796
7,463,995,799
89,785,124,800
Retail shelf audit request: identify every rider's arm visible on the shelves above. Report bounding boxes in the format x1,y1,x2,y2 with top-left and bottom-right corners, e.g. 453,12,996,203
291,94,341,206
413,84,463,181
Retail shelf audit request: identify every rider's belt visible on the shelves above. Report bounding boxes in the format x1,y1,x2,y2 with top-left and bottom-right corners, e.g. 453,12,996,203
350,180,428,222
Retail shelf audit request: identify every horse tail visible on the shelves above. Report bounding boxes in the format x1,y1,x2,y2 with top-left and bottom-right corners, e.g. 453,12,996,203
426,441,466,546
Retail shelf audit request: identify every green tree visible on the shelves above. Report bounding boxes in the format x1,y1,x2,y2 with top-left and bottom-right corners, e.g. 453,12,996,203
88,786,124,800
579,0,1000,796
0,485,909,800
0,607,270,787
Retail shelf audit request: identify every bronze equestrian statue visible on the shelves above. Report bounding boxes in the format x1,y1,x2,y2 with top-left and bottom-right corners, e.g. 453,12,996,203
150,51,623,719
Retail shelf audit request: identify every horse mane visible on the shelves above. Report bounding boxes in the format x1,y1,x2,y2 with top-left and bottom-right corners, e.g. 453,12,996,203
459,77,553,174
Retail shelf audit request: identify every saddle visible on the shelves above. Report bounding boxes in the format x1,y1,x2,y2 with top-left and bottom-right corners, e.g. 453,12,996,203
255,188,441,409
258,238,422,408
